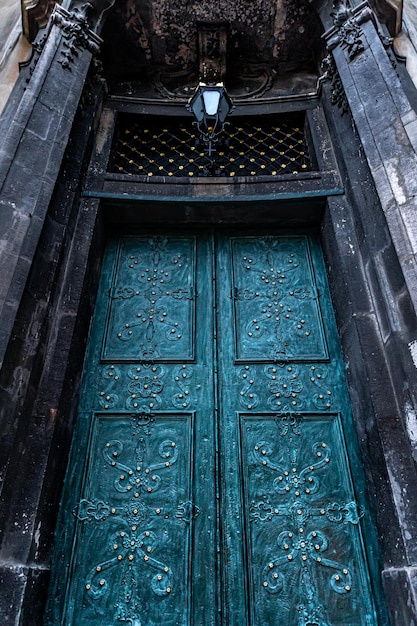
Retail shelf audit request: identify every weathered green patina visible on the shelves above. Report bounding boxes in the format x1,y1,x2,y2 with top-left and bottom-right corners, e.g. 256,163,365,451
46,232,380,625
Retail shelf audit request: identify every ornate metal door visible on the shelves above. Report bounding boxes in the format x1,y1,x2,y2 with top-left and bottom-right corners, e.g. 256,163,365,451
46,232,381,625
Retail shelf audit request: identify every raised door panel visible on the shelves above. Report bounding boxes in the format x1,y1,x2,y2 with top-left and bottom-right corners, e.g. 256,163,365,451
241,412,375,626
230,236,328,362
67,412,194,625
102,236,197,362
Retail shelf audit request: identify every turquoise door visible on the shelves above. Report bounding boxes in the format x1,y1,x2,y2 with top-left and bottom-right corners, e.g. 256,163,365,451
46,231,381,625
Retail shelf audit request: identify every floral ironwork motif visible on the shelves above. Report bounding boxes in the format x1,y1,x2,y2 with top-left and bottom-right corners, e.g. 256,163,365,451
263,364,333,411
98,364,121,409
327,0,375,62
105,236,196,361
319,54,349,115
232,237,327,361
126,364,165,412
247,414,365,625
172,364,193,409
237,366,259,410
72,416,180,623
331,0,365,61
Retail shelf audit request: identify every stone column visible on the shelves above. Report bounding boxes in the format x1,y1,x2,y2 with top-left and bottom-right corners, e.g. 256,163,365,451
0,5,105,624
0,3,101,370
317,0,417,621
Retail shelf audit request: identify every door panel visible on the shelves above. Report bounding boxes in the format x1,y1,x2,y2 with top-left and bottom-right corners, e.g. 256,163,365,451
69,412,194,625
46,231,380,626
102,236,197,362
241,412,371,626
230,236,328,362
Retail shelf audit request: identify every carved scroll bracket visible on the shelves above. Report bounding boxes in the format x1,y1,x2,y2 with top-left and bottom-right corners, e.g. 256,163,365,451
52,4,102,69
318,54,349,115
323,0,375,61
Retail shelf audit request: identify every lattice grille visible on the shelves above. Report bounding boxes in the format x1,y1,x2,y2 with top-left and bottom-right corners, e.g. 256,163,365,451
111,114,312,178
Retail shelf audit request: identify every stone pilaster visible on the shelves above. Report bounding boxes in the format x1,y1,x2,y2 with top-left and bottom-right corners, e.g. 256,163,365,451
0,4,101,371
319,1,417,621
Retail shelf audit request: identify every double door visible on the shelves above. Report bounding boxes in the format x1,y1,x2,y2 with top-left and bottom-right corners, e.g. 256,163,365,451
47,231,379,625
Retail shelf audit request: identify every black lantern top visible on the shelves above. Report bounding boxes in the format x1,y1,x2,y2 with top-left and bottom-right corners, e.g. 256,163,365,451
186,82,233,159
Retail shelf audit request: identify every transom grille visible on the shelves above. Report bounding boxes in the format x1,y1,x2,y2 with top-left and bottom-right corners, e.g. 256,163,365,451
110,114,313,178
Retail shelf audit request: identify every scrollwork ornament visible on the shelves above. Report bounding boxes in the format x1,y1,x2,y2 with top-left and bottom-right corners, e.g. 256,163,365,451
52,5,102,70
73,427,179,622
319,54,349,115
126,364,165,412
98,364,121,410
172,364,193,409
327,0,376,62
237,366,259,410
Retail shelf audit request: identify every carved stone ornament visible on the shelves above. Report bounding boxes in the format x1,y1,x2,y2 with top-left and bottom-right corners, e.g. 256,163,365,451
52,4,102,69
325,0,375,61
319,54,349,115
